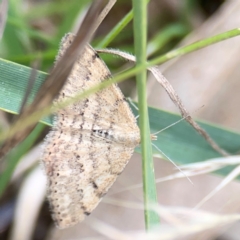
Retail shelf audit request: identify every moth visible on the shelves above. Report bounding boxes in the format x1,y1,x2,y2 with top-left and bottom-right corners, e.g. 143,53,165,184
41,33,140,229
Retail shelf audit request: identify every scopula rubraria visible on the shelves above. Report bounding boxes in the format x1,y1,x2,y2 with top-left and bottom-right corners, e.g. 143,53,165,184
41,33,141,229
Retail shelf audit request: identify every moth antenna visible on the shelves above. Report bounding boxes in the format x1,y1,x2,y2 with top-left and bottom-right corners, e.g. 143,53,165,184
151,142,193,185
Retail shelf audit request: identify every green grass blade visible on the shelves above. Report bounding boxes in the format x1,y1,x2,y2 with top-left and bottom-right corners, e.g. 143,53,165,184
96,10,133,48
149,28,240,66
133,106,240,170
0,58,52,125
132,0,160,229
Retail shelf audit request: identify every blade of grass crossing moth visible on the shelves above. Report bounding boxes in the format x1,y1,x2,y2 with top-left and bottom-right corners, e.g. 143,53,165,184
30,1,105,106
132,0,160,230
0,0,105,159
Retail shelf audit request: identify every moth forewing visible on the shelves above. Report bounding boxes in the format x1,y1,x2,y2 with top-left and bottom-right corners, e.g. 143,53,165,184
41,33,140,229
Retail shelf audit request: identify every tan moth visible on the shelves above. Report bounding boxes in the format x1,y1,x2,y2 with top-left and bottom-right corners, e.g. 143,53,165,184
41,33,141,229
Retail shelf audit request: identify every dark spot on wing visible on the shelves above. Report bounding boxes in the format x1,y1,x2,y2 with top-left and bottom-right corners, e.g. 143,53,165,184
92,181,98,189
92,52,100,60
